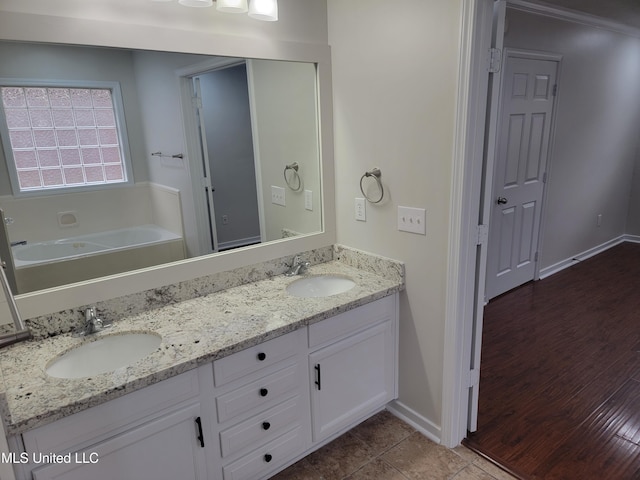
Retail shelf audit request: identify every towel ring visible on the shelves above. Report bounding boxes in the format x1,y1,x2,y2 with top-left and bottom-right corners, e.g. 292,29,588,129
360,167,384,203
284,162,302,191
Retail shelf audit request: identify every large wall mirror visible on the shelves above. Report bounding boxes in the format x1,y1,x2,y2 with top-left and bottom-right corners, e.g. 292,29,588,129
0,41,322,295
0,11,335,321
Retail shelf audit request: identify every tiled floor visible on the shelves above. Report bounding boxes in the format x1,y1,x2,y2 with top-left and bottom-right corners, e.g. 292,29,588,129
270,411,517,480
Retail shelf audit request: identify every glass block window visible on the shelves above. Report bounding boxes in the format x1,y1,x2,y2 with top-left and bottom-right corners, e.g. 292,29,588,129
0,83,130,193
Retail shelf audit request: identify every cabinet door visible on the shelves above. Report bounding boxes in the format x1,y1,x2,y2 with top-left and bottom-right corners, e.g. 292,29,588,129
309,320,395,442
31,403,208,480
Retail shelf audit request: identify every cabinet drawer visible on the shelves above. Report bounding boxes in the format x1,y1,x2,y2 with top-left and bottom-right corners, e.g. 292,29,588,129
308,295,395,348
222,425,304,480
214,329,303,387
220,395,303,458
216,363,300,423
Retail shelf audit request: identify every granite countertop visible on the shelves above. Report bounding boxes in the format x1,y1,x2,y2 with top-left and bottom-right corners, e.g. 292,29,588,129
0,257,403,436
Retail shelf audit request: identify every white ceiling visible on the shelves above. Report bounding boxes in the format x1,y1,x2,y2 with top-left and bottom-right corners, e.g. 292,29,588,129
534,0,640,30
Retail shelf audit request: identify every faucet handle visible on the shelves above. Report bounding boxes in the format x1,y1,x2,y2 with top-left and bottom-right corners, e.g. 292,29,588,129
99,318,113,329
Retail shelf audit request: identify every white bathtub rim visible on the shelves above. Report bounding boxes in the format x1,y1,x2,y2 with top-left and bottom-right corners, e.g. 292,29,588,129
12,225,182,268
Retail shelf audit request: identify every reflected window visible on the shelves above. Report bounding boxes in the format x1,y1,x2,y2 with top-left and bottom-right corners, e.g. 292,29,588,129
0,81,131,194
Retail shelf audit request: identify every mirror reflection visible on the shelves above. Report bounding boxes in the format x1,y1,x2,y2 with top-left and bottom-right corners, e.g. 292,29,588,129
0,41,322,294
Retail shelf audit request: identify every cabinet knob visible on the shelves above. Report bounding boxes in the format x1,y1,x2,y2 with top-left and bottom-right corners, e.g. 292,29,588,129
260,388,268,397
264,454,273,463
262,421,271,430
257,352,266,361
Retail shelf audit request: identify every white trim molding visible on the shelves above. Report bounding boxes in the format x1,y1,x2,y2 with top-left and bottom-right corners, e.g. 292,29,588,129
508,0,640,38
442,0,495,449
387,401,441,444
624,234,640,244
538,235,640,279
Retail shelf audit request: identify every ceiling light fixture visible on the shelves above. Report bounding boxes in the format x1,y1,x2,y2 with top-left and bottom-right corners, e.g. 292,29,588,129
153,0,278,21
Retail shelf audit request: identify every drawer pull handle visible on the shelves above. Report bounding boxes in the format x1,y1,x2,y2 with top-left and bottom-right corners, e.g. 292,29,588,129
264,454,273,463
257,352,266,361
195,417,205,448
260,388,269,397
262,421,271,430
314,364,321,391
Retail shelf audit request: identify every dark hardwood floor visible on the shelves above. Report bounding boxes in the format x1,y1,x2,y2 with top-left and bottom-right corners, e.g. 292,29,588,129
464,242,640,479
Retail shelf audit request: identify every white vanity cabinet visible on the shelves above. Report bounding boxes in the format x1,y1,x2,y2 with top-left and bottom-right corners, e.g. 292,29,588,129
206,328,311,480
308,295,398,443
12,292,399,480
20,369,208,480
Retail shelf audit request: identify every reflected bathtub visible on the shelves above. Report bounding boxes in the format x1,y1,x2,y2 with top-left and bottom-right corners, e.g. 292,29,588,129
12,225,185,293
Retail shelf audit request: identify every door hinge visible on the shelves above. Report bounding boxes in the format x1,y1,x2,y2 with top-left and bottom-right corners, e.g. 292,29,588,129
534,251,539,262
468,368,480,388
543,172,547,184
191,96,202,109
488,48,502,74
476,224,489,246
553,84,558,96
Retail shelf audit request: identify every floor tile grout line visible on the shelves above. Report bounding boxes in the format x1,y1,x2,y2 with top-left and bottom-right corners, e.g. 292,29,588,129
340,457,411,480
349,429,416,457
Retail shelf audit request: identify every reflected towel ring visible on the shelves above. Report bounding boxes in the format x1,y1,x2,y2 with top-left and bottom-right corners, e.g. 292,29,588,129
360,167,384,203
284,162,302,191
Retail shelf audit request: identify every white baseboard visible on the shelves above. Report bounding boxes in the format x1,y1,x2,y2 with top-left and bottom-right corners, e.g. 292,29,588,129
386,400,441,444
623,234,640,244
539,235,631,279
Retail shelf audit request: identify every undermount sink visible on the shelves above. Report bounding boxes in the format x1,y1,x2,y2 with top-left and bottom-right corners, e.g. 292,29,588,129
46,332,162,379
286,274,356,298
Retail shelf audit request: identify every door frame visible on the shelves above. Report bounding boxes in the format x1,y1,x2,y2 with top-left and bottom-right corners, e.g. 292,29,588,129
178,57,267,256
442,0,570,448
441,0,498,447
177,57,243,256
485,48,562,301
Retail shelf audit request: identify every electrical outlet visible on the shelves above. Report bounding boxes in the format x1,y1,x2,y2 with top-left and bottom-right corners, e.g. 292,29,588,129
304,190,313,211
222,215,228,225
271,186,286,206
398,206,426,235
355,198,366,221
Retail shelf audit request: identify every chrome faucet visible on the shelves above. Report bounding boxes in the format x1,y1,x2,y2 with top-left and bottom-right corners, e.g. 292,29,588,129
78,307,110,336
285,255,310,276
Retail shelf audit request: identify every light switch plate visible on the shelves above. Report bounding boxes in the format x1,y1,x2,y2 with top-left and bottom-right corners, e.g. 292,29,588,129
304,190,313,211
271,186,286,206
355,198,366,221
398,206,426,234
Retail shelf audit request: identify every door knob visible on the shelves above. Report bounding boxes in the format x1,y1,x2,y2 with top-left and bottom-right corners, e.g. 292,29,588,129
496,196,508,205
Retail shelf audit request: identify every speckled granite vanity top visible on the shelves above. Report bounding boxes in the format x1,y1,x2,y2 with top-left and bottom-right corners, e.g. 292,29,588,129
0,246,404,435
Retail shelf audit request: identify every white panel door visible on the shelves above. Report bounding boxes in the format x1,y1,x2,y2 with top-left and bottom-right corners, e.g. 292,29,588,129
486,52,559,300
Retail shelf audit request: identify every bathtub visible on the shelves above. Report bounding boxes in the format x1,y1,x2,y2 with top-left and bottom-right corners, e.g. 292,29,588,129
11,225,185,293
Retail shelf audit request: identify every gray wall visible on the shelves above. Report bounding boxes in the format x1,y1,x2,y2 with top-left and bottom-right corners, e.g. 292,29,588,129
504,9,640,268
